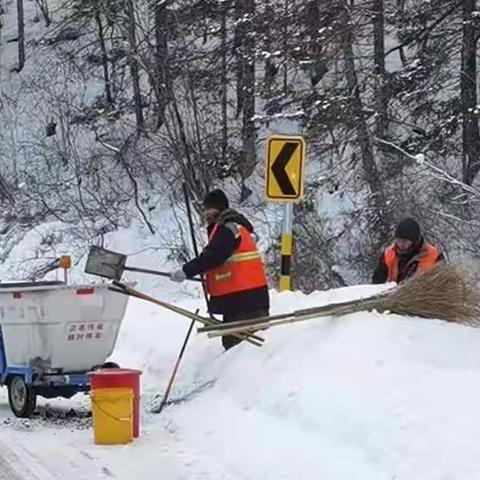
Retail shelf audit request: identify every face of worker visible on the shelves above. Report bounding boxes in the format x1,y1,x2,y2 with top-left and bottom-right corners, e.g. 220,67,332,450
395,237,414,254
203,208,220,226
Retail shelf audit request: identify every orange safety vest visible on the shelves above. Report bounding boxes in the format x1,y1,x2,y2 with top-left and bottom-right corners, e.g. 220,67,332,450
206,224,268,297
384,242,440,283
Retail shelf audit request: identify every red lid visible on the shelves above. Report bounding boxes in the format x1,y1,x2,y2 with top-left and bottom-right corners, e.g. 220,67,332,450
88,368,142,376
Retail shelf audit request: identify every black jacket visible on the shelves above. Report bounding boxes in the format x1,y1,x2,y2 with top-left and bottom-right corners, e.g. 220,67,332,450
182,209,269,315
372,238,444,284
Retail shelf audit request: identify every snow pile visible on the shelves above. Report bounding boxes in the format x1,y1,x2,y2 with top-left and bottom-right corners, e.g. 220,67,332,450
2,282,480,479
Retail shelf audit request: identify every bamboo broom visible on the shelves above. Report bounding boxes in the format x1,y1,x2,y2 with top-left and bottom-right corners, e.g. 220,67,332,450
371,263,480,325
202,263,480,338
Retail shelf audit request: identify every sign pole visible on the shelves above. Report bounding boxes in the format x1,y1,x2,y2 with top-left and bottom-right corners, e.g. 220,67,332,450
265,134,306,292
280,203,294,291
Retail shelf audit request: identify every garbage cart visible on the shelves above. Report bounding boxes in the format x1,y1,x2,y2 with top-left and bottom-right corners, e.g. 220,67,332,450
0,281,129,417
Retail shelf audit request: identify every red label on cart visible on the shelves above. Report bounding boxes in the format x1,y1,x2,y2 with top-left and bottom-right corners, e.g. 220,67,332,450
76,288,94,295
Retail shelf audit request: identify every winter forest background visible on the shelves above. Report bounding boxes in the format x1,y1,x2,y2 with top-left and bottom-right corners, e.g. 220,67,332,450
0,0,479,291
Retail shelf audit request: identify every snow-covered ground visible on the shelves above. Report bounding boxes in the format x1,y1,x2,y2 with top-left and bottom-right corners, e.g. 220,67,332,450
2,281,480,479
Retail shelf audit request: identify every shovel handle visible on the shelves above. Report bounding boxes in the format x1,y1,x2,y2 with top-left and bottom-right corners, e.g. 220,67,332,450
110,282,264,347
124,266,202,283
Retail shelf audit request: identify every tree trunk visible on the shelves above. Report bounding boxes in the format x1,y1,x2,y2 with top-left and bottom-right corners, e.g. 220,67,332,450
95,11,113,107
341,2,391,241
461,0,480,185
373,0,387,138
283,0,288,93
234,0,244,117
17,0,25,71
304,0,328,87
35,0,50,27
125,0,144,132
220,3,228,160
395,0,407,66
263,0,277,94
186,72,207,183
240,0,256,179
153,2,170,130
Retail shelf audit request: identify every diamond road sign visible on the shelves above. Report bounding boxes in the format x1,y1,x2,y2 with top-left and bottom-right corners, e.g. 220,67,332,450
265,135,306,201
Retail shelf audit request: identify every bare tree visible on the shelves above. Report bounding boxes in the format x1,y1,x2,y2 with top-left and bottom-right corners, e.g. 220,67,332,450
341,1,391,241
234,0,257,179
153,1,171,130
17,0,25,72
35,0,51,27
460,0,480,186
220,0,229,159
373,0,388,139
125,0,144,132
94,6,113,107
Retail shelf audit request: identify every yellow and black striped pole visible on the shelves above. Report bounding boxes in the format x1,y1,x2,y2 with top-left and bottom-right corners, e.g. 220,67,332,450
279,203,294,291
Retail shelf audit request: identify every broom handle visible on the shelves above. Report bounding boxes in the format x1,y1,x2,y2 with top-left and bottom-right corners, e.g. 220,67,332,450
198,295,382,334
205,299,380,338
114,282,264,347
197,310,297,333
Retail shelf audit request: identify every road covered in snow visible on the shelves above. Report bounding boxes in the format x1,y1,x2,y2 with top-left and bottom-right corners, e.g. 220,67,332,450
2,284,480,479
0,436,33,480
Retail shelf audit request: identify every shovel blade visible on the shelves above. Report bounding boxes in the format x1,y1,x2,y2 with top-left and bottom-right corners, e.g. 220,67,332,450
85,246,126,281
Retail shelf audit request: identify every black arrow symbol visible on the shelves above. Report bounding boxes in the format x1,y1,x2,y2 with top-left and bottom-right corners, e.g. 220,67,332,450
271,142,298,195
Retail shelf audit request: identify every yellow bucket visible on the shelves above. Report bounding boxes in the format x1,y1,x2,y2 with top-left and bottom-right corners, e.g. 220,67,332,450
90,388,134,445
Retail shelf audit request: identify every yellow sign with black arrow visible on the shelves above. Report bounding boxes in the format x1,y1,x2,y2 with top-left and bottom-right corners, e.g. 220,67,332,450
265,135,306,202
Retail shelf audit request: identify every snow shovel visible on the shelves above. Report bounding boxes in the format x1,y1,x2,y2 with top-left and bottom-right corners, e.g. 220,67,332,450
85,245,202,283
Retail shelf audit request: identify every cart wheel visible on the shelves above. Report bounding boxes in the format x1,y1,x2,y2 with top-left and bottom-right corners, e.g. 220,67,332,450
102,362,120,369
8,376,37,418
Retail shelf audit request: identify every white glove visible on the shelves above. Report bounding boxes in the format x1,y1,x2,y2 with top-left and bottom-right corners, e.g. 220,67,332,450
170,268,187,283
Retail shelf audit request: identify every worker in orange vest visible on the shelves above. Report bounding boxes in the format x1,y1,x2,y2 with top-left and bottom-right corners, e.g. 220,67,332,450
373,218,444,284
170,189,269,350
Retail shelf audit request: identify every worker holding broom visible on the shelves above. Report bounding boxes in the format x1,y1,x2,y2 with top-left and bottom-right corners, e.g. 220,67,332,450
169,189,270,350
373,217,444,284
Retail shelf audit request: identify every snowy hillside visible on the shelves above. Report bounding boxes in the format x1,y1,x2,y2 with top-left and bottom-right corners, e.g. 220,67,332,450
2,282,480,479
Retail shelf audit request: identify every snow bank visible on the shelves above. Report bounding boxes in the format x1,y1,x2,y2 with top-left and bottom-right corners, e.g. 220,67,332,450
129,287,480,480
2,283,480,479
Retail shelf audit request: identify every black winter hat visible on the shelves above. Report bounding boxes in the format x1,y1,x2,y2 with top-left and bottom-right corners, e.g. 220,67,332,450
203,189,229,211
395,218,421,242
